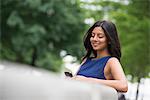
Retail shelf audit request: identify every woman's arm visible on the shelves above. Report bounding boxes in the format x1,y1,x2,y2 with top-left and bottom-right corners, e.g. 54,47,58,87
73,57,128,92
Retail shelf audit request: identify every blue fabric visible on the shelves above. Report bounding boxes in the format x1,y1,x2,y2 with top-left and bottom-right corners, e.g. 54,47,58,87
77,56,111,80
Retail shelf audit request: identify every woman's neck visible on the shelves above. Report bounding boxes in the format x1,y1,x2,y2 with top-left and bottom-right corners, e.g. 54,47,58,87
96,49,110,58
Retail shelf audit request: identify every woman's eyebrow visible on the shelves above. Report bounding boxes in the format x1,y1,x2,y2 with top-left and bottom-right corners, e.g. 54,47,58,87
91,31,104,36
92,32,104,35
98,33,104,35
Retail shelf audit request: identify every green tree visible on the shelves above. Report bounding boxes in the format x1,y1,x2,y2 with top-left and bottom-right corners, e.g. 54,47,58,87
0,0,86,72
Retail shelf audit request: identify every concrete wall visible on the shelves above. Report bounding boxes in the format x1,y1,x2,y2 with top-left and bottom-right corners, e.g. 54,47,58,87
0,61,118,100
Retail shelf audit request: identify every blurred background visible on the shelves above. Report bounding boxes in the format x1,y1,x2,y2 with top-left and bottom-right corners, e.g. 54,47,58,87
0,0,150,100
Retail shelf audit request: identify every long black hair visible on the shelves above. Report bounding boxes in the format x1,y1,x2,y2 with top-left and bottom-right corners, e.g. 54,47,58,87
82,20,121,61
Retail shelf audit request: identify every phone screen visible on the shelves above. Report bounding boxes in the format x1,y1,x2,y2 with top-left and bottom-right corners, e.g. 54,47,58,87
64,72,73,77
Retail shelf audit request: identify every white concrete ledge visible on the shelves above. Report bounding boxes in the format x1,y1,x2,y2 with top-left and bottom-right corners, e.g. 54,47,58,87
0,61,118,100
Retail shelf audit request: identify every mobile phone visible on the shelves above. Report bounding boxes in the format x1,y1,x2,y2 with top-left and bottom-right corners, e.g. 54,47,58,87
64,72,73,77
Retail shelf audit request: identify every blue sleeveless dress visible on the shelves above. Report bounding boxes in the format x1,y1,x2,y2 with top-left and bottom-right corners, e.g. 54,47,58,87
77,56,111,80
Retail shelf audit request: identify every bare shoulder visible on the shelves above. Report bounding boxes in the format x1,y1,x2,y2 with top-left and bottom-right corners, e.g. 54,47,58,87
108,57,119,63
107,57,121,67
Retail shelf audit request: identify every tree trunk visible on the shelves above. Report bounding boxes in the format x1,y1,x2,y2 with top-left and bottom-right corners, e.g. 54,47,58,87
135,78,141,100
31,46,37,66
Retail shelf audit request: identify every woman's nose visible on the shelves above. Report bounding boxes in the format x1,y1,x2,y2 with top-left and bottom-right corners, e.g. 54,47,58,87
93,36,98,41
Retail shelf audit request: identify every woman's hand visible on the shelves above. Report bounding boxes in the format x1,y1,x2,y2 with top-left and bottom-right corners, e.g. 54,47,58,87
72,75,88,81
72,76,96,84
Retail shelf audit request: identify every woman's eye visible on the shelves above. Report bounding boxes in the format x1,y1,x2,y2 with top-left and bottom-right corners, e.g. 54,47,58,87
99,36,103,38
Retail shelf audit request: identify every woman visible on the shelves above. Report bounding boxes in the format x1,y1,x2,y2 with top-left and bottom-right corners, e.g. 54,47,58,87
73,20,128,92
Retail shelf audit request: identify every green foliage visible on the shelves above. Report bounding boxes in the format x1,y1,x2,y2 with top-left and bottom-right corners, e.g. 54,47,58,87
1,0,86,72
36,52,62,72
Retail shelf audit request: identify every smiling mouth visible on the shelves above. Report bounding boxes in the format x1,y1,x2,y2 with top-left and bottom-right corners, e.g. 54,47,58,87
92,43,99,46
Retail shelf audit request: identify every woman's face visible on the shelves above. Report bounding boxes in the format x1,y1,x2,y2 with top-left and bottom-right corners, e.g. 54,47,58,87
90,27,108,51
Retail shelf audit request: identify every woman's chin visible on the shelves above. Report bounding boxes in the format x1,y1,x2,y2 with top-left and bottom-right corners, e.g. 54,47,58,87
93,47,99,51
93,47,105,51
